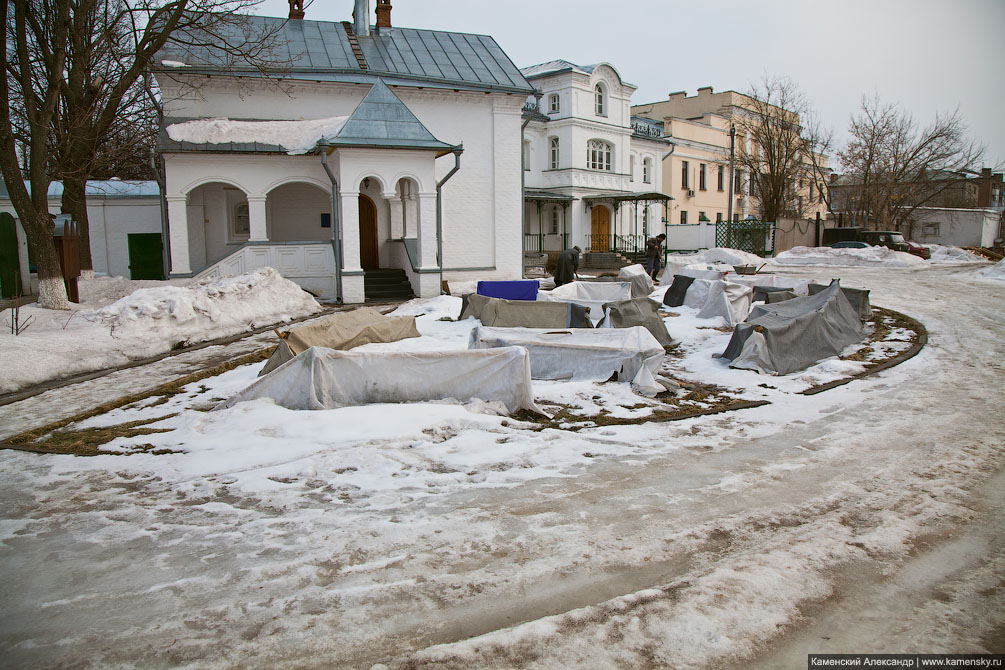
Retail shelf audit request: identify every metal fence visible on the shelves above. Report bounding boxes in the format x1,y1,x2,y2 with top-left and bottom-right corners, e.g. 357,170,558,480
586,234,646,261
714,219,774,257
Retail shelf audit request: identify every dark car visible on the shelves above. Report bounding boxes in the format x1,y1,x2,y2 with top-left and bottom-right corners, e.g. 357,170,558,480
857,230,910,253
829,241,871,249
904,240,931,260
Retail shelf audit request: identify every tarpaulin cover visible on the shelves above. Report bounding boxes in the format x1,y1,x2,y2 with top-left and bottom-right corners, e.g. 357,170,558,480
460,293,592,328
468,325,665,396
259,307,420,376
599,297,676,350
728,274,812,296
666,278,752,326
752,286,798,303
663,275,696,308
677,265,728,280
764,290,798,304
477,280,539,301
808,283,872,321
719,280,864,375
618,264,655,298
223,346,544,414
538,281,633,325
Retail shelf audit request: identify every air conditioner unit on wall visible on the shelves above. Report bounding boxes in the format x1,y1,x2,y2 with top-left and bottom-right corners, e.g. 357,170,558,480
687,189,695,197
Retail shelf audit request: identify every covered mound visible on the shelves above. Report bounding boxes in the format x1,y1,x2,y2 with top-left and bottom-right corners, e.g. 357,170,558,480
468,326,665,396
618,264,655,298
460,293,592,328
662,277,753,326
538,281,633,325
599,297,676,350
771,246,926,268
221,346,542,414
718,281,864,375
476,280,539,301
259,307,421,376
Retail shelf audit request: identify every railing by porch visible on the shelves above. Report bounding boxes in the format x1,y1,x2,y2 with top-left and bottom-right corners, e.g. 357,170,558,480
523,232,568,253
194,240,337,298
586,234,646,261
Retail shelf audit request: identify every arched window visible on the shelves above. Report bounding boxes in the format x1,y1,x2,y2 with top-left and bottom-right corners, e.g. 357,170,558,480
587,140,612,171
595,84,606,116
232,202,250,238
643,158,652,184
549,137,560,170
548,93,560,114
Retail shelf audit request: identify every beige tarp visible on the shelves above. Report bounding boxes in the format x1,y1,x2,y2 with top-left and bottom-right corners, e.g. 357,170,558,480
618,264,655,298
259,307,420,376
460,293,592,328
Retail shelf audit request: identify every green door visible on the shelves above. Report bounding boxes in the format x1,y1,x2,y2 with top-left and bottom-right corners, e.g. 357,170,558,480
127,233,164,280
0,212,21,299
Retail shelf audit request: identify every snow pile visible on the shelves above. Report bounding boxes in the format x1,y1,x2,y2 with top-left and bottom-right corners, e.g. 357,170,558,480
925,244,987,264
0,269,320,393
771,245,927,268
166,116,349,155
975,258,1005,281
94,267,320,343
668,247,764,267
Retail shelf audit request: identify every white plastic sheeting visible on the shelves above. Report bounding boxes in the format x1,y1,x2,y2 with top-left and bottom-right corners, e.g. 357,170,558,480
727,274,813,296
538,281,633,325
468,325,666,396
669,278,753,326
219,346,544,414
618,264,655,298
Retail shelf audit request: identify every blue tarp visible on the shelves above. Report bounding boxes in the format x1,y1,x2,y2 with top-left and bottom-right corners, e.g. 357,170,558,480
477,280,538,301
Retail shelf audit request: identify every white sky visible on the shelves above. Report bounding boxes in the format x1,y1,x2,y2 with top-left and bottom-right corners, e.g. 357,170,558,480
254,0,1005,171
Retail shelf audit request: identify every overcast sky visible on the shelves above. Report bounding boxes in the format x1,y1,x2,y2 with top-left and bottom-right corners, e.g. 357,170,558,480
255,0,1005,171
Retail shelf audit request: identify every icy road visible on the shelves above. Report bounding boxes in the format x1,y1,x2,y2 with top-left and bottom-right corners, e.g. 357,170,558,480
0,263,1002,669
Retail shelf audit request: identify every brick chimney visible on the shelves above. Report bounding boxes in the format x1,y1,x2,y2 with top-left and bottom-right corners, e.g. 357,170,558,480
376,0,392,29
353,0,370,36
288,0,305,19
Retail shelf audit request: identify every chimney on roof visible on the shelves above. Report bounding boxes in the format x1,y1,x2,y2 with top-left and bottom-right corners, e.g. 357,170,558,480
353,0,371,36
376,0,392,29
288,0,305,19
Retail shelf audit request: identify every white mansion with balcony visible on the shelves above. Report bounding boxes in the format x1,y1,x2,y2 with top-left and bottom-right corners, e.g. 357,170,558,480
520,60,671,260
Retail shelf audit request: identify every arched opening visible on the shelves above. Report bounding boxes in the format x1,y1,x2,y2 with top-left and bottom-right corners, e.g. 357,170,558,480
265,182,331,242
359,193,378,270
591,205,611,251
185,181,249,269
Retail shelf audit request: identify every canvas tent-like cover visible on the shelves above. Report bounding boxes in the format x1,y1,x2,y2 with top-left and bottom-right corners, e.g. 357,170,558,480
538,281,633,325
259,307,420,376
222,346,543,414
618,264,655,298
599,297,676,350
808,283,872,321
728,274,812,296
460,293,592,328
468,325,666,396
719,280,864,375
663,278,752,326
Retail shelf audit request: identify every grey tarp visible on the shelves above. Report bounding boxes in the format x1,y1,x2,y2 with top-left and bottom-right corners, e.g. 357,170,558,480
718,280,864,375
665,278,753,326
460,293,592,328
808,283,873,321
599,297,676,350
222,346,544,414
618,264,655,298
538,281,634,325
469,326,665,396
259,307,420,376
663,274,696,307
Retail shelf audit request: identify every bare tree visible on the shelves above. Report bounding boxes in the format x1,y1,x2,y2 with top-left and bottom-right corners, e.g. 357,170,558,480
1,0,283,309
837,93,986,233
730,75,832,223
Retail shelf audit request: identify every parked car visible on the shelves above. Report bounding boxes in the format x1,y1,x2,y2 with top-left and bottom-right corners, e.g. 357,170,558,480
904,240,931,260
857,230,910,253
830,241,871,249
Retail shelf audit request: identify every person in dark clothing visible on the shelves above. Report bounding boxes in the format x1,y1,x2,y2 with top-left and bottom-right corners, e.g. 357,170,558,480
645,233,666,281
554,246,581,287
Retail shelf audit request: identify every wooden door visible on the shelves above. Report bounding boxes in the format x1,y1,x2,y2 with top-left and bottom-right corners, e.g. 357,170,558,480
591,206,610,251
358,194,378,270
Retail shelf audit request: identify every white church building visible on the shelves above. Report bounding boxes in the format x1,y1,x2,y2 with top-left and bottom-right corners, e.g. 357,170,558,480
520,60,671,261
154,0,534,303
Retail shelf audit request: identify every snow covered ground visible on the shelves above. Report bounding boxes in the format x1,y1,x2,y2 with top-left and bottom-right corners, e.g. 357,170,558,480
0,253,1002,669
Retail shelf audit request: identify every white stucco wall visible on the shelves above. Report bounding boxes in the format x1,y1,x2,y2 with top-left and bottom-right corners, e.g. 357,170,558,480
908,207,1003,247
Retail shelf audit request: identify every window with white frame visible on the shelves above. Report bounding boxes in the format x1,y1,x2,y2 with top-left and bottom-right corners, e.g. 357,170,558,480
549,137,560,170
595,84,606,116
587,140,612,171
699,163,707,190
231,201,250,239
523,140,530,170
550,207,560,234
923,222,940,237
643,158,652,184
630,156,635,181
548,94,560,114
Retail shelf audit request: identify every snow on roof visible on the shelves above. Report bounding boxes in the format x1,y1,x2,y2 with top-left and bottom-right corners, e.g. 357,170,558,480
0,179,160,199
165,116,349,155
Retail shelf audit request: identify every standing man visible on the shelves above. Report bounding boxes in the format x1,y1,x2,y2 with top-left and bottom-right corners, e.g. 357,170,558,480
645,233,666,281
554,246,581,287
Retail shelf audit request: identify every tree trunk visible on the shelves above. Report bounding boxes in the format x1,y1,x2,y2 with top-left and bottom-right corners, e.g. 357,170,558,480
21,210,71,311
61,174,93,276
